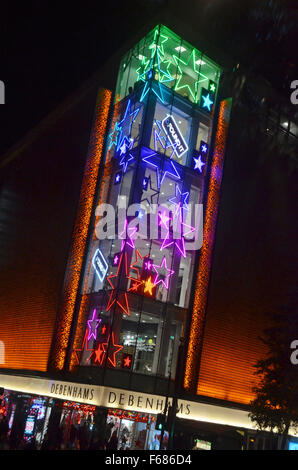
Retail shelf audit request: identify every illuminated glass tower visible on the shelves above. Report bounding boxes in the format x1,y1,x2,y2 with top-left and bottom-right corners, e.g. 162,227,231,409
67,24,226,390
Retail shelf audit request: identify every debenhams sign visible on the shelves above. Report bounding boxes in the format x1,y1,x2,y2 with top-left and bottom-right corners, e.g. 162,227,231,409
0,374,257,430
49,380,191,417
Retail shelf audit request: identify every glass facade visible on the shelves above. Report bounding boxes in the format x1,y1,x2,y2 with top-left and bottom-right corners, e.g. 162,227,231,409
72,25,221,380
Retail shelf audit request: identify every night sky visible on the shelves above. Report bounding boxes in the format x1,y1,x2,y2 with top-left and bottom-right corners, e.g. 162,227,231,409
1,0,297,157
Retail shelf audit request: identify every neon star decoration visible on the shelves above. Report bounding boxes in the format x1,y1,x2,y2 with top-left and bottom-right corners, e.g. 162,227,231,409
199,141,209,155
152,256,174,290
193,154,205,173
144,258,153,271
119,137,134,156
73,330,94,365
102,333,123,367
168,184,190,212
87,309,102,341
208,80,217,93
108,122,121,151
141,175,159,206
114,171,122,185
107,100,141,154
144,275,155,295
94,343,105,366
173,49,208,103
117,100,141,149
120,219,138,251
159,203,196,258
148,28,169,58
119,151,134,173
141,148,182,188
112,252,121,266
200,89,214,112
122,353,133,369
137,49,173,104
107,251,143,315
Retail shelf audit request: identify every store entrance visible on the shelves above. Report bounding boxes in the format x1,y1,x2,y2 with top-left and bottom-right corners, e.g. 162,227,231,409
106,409,167,450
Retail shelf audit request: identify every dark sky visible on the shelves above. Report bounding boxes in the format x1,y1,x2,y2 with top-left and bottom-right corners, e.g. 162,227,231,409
1,0,297,157
0,1,160,156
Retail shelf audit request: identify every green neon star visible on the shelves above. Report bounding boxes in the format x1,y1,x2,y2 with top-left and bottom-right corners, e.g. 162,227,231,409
136,56,150,82
210,83,216,93
148,28,169,58
173,49,209,103
137,49,173,103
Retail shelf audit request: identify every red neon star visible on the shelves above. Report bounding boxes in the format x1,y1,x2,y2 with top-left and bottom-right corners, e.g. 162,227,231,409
101,324,107,335
127,249,145,293
73,329,94,365
94,342,105,366
123,355,132,368
102,333,123,367
129,249,143,280
107,253,131,315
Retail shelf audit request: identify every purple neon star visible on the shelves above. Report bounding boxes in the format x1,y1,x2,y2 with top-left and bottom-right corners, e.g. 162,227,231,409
152,256,174,290
87,309,102,341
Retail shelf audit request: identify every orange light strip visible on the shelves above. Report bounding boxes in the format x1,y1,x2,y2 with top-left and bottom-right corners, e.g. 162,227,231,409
50,88,112,371
184,98,232,391
69,99,121,371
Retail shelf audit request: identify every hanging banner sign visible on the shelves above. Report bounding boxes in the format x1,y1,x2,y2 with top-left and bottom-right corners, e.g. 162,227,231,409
92,248,108,282
162,115,188,159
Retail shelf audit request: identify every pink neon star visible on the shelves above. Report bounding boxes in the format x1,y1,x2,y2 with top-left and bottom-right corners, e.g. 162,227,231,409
87,309,102,341
152,256,174,290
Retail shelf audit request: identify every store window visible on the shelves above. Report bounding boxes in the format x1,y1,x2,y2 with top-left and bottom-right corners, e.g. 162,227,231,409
106,409,167,450
150,101,192,166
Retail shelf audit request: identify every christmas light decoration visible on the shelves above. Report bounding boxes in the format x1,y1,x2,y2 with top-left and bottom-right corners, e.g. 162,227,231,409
199,88,214,112
102,333,123,367
168,183,190,211
173,49,208,103
152,256,174,290
87,309,102,341
121,353,133,369
184,98,232,392
73,329,94,365
193,154,205,173
50,88,111,371
141,147,182,188
137,48,173,104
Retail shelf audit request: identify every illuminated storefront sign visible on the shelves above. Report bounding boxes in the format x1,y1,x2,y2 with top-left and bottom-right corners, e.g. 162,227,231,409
194,439,212,450
161,115,188,159
92,248,109,282
2,373,298,436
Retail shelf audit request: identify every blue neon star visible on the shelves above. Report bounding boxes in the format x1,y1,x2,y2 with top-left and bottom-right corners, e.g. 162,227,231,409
193,155,205,173
119,152,134,173
168,184,190,212
117,100,141,150
201,93,214,111
141,148,181,188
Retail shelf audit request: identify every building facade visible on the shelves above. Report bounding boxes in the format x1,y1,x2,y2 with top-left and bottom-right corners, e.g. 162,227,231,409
0,23,297,451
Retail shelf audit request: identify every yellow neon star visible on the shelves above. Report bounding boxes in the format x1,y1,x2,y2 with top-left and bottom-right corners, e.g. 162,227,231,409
144,276,155,296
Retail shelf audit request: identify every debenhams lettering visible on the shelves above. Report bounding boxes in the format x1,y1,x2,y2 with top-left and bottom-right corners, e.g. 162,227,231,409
108,391,191,415
50,382,95,401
